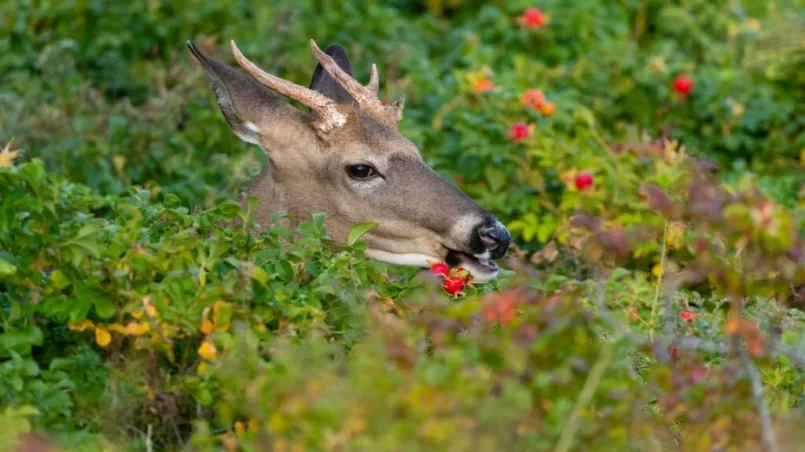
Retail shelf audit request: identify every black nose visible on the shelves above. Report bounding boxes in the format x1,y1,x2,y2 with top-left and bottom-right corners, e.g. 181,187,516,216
478,217,511,259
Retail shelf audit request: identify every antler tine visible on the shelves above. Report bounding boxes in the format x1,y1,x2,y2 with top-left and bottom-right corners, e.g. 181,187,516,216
309,39,381,108
229,40,346,132
367,64,379,96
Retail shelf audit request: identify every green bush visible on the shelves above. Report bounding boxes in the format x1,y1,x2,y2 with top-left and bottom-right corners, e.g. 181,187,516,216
3,1,805,451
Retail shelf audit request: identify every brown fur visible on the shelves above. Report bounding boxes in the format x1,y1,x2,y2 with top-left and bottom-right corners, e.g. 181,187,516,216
187,39,508,276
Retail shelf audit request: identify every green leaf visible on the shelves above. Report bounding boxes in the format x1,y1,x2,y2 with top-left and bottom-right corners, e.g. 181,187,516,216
246,262,269,286
163,193,181,208
347,222,379,246
484,166,506,193
94,296,116,320
0,258,17,276
50,269,71,289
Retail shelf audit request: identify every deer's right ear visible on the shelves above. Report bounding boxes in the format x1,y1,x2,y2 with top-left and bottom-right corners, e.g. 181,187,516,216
308,44,357,106
186,41,309,146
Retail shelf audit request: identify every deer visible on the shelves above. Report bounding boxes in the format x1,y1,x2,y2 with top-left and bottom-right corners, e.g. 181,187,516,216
185,38,511,282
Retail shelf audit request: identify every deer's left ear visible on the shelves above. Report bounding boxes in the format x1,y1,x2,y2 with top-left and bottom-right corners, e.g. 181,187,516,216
187,41,315,147
308,44,358,107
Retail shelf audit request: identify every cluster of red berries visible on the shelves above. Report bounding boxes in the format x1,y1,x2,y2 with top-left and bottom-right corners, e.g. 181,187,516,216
429,262,474,296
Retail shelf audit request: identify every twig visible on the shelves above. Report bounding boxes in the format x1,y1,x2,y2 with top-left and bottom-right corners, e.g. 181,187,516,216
553,340,616,452
740,349,779,452
649,219,669,342
146,424,153,452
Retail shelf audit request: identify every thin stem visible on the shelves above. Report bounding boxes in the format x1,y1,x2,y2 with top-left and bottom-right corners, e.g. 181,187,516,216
554,340,616,452
740,349,779,452
649,219,669,342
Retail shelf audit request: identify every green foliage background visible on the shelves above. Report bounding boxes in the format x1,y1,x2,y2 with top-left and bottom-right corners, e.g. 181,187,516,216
2,1,805,451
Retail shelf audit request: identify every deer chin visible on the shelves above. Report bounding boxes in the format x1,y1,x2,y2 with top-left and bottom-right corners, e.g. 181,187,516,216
364,249,500,284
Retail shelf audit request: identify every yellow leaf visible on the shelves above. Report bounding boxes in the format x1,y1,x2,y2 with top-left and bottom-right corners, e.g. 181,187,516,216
198,340,218,360
0,140,22,168
145,304,157,318
212,300,232,332
95,327,112,347
234,421,245,436
68,319,95,331
130,311,144,320
197,362,209,376
125,322,151,336
212,300,227,321
107,323,127,334
800,148,805,164
247,419,258,433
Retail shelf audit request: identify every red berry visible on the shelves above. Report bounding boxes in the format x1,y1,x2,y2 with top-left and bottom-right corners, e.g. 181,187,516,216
430,262,450,277
680,311,694,322
521,89,545,109
520,7,545,29
669,346,680,361
442,277,465,296
673,75,694,96
574,171,594,190
509,123,530,141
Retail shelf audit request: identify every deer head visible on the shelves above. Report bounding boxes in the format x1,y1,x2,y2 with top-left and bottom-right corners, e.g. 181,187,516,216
186,38,511,282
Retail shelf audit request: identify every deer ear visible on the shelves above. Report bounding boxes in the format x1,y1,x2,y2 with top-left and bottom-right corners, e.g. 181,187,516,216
308,44,358,106
187,41,308,146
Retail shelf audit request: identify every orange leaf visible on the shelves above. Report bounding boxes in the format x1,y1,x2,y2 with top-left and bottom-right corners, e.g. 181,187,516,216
200,319,214,334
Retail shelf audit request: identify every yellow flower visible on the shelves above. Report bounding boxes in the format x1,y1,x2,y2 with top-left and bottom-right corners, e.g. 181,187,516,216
95,327,112,347
198,340,218,360
651,264,664,278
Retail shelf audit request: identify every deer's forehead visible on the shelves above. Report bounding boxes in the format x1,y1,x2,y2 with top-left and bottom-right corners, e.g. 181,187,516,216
356,116,420,156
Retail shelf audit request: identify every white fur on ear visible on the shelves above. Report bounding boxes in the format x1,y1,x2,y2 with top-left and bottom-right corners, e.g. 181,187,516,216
234,122,261,145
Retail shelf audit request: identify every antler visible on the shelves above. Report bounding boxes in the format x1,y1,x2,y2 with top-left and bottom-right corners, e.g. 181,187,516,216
229,40,346,132
309,39,404,124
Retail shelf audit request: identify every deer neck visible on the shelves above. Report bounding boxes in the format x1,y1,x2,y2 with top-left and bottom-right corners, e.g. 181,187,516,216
240,164,286,230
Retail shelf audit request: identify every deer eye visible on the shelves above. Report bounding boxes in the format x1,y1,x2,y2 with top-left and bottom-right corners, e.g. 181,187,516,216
346,164,377,180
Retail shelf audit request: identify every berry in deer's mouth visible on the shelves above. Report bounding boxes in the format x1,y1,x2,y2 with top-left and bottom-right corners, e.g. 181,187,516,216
442,276,466,295
429,262,450,277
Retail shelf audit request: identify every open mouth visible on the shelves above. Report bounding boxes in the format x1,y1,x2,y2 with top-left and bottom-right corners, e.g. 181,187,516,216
445,249,499,282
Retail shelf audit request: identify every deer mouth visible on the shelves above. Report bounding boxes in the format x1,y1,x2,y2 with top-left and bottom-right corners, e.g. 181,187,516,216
445,249,499,282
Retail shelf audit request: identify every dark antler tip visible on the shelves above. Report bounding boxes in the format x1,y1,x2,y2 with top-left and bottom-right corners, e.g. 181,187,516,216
186,40,202,59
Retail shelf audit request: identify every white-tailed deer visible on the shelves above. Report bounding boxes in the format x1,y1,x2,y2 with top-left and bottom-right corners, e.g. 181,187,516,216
186,39,510,282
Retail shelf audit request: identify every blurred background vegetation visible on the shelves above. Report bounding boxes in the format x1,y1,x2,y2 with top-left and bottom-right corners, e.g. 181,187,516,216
2,0,805,451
